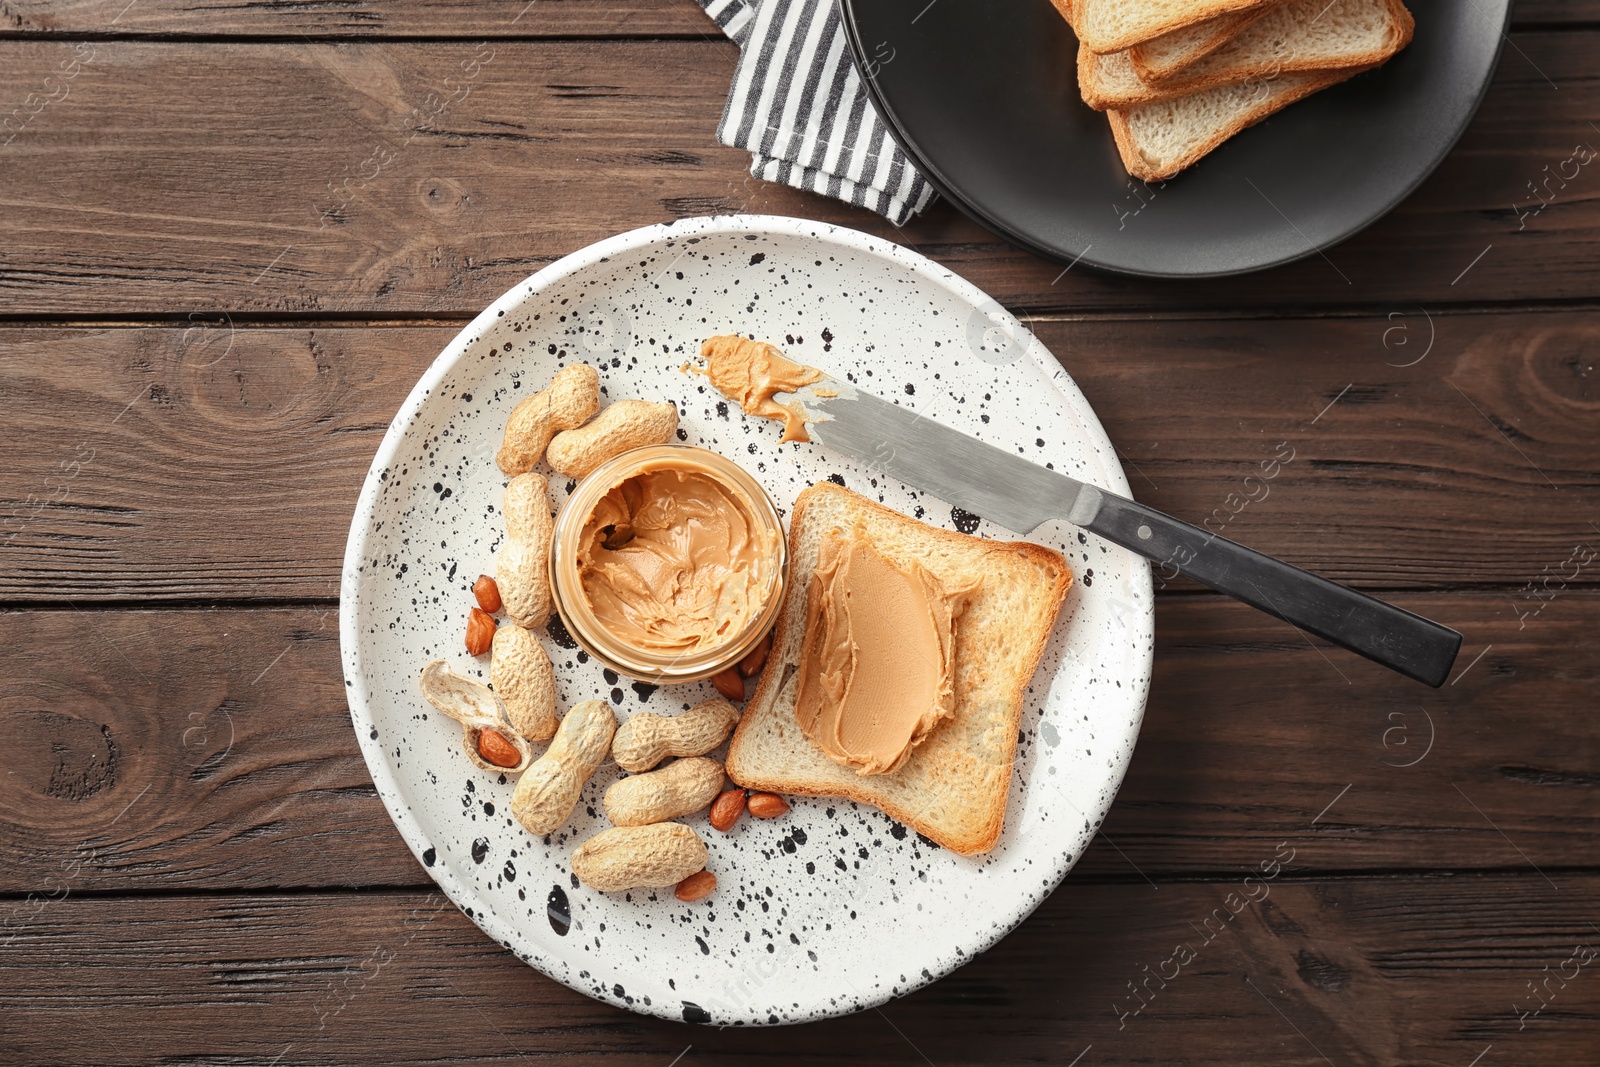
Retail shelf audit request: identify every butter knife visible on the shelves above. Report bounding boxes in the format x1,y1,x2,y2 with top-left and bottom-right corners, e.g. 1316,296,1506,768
800,384,1462,687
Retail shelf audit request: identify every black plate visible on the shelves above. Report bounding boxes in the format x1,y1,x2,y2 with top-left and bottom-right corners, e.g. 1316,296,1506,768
841,0,1508,277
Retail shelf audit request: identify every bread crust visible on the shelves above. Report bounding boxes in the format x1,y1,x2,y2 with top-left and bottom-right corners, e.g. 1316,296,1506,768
725,482,1072,856
1074,0,1277,55
1107,64,1373,181
1128,3,1286,83
1081,0,1414,111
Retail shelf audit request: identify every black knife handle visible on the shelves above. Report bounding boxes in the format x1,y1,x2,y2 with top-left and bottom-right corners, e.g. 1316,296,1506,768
1079,490,1462,687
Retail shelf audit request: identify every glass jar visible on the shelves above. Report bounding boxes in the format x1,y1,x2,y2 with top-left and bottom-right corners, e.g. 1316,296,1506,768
549,444,787,683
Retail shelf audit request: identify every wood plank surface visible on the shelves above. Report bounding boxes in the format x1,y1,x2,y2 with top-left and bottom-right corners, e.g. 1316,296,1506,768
4,310,1596,602
2,874,1595,1064
2,591,1592,894
1518,1,1600,22
0,0,1590,1058
1,34,1598,315
0,0,1588,39
0,0,717,38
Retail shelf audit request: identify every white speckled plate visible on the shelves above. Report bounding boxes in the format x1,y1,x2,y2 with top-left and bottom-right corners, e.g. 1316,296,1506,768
339,214,1153,1026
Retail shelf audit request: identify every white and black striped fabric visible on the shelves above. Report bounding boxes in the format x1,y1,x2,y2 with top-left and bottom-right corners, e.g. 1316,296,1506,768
697,0,938,225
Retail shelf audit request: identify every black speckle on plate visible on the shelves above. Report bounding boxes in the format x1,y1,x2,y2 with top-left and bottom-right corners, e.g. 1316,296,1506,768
546,613,578,650
547,885,571,936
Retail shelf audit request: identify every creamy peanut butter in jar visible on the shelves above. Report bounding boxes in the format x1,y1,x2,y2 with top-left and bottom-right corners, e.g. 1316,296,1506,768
549,445,786,682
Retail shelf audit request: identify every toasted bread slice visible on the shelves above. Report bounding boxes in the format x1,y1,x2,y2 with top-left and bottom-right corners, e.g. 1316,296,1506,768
1071,0,1277,55
1128,4,1285,82
725,482,1072,857
1108,65,1371,181
1080,0,1412,111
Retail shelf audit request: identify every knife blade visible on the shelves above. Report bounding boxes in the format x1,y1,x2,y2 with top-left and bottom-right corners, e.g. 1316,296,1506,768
801,382,1462,688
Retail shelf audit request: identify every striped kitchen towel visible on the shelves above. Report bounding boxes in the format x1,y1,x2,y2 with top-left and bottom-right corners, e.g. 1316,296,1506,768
698,0,938,225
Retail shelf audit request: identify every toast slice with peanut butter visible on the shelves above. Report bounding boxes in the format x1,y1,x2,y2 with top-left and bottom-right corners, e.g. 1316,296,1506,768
726,482,1072,856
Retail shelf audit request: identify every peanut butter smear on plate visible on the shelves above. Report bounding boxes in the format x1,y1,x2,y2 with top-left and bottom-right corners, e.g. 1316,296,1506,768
698,335,827,442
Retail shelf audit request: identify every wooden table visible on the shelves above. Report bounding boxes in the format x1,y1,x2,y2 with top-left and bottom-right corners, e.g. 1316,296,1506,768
2,2,1597,1062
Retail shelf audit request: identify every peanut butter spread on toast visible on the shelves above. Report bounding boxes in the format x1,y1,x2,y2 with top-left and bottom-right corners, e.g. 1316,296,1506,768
794,527,977,775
